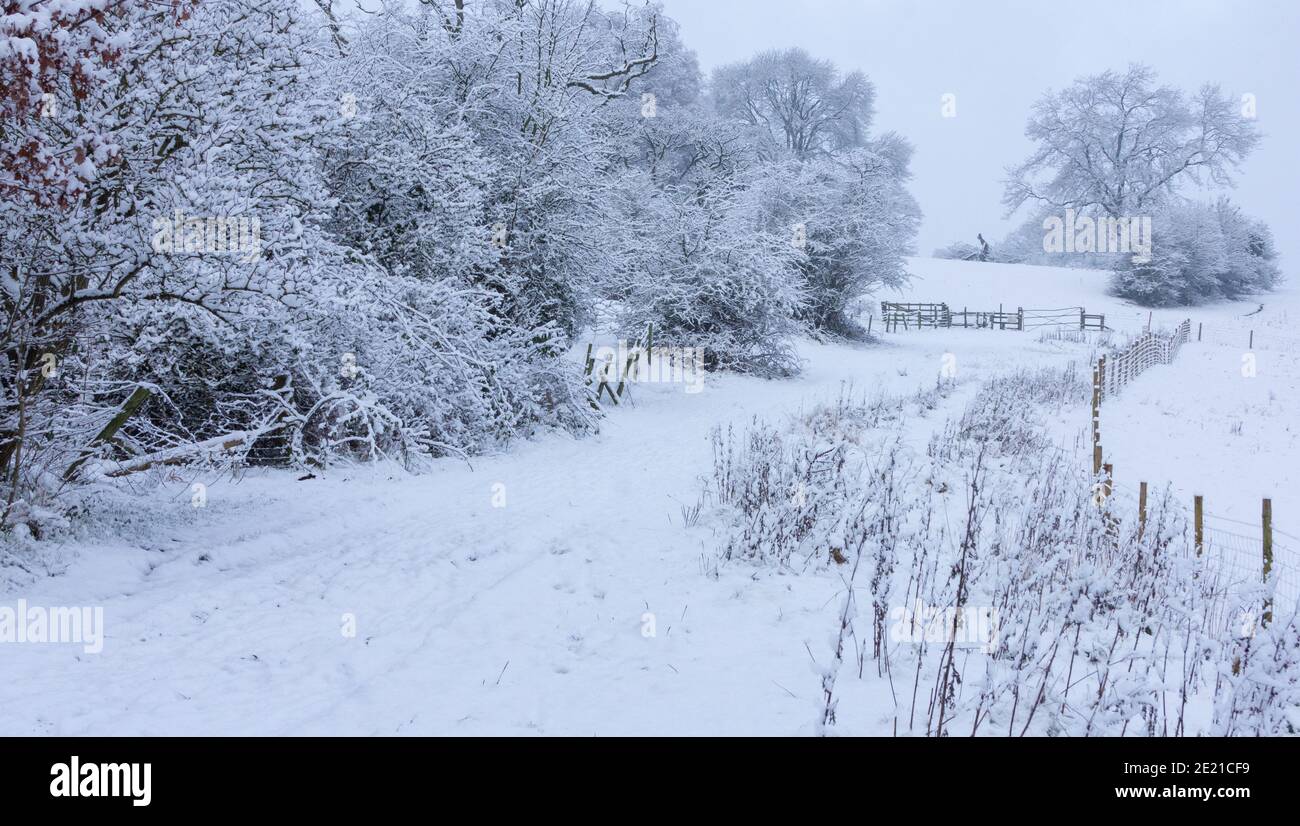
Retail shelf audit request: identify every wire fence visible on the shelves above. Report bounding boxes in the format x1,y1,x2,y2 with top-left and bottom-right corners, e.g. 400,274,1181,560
1100,478,1299,612
1204,523,1300,608
875,299,1295,613
1193,318,1300,354
1097,319,1191,402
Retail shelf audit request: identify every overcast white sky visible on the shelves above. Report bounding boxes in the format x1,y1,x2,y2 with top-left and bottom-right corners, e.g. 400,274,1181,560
656,0,1300,270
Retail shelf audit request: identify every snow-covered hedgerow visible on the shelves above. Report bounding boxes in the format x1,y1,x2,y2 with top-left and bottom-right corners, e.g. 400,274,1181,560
2,0,926,540
0,0,635,534
700,364,1300,735
1111,199,1282,307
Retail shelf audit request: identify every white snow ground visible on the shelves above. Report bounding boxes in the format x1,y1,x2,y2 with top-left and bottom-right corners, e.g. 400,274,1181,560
3,257,1296,735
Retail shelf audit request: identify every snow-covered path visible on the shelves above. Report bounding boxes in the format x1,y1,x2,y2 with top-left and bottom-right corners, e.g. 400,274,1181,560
0,340,1070,735
5,258,1295,735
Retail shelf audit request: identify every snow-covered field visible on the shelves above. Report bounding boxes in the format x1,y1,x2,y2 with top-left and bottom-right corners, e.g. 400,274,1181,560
4,257,1296,736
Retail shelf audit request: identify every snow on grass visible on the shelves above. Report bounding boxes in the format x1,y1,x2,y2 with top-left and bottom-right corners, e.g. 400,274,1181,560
2,257,1295,735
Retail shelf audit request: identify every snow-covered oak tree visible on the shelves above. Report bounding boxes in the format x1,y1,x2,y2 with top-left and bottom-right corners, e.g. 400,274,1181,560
1004,64,1260,219
1000,64,1276,306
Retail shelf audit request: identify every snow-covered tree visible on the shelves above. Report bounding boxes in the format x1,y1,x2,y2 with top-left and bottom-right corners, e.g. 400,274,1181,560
2,0,928,538
712,48,875,162
604,113,805,375
3,0,338,524
1004,64,1260,220
709,48,916,338
777,142,919,336
0,0,136,209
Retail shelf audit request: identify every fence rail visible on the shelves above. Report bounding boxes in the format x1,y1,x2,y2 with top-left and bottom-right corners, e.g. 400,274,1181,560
880,302,1107,333
880,302,952,331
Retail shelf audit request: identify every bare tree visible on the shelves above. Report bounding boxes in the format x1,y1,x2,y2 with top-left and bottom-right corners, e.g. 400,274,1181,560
712,48,875,161
1003,64,1260,219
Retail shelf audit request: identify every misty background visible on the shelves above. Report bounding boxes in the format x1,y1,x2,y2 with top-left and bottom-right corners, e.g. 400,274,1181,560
653,0,1299,276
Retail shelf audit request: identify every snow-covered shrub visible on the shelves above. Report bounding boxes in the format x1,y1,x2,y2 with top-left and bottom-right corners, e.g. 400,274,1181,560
0,0,130,208
1110,199,1281,306
290,272,593,464
1214,603,1300,735
3,0,337,527
705,381,956,567
708,420,848,566
933,241,983,261
607,162,806,376
1,0,620,534
1110,201,1226,306
928,364,1088,467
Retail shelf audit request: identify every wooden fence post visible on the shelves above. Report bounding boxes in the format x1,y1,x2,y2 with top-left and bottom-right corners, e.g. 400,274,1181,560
1249,330,1254,350
1138,482,1148,539
1092,361,1102,478
1263,498,1274,580
1194,495,1204,557
1079,308,1085,331
1197,322,1202,342
1262,498,1274,626
1097,464,1114,513
1091,358,1103,476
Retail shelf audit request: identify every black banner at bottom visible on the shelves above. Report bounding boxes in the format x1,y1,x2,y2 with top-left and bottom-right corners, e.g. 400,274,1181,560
2,737,1290,812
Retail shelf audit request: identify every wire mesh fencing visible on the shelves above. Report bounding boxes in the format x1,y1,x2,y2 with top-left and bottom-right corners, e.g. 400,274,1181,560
1097,319,1191,402
1096,478,1298,621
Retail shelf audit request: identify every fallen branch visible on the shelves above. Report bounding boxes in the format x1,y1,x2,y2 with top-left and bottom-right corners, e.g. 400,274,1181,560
63,386,153,481
102,422,291,479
